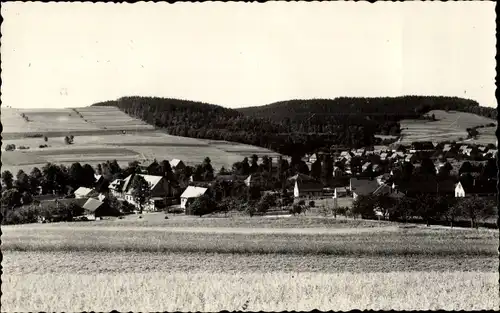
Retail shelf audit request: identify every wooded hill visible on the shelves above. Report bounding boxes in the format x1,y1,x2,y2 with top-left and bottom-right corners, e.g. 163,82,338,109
92,96,496,157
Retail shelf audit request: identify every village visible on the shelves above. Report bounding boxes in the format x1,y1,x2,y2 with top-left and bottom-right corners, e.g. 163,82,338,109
3,139,496,225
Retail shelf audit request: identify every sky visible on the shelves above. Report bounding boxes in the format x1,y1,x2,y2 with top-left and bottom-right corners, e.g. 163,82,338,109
1,2,497,109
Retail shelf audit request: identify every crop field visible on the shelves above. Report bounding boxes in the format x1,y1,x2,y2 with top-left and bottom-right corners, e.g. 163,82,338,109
399,110,496,145
2,215,498,311
1,106,280,173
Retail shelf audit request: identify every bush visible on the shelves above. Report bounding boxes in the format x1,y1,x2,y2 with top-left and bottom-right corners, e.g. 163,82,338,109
44,136,48,142
309,200,315,208
18,146,30,150
5,144,16,151
189,194,217,217
39,144,49,148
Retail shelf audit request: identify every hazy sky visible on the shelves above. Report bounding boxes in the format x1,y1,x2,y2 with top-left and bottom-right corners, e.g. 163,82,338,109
1,2,496,109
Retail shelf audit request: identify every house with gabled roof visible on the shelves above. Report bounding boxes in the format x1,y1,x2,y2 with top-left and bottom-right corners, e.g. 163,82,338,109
349,178,379,200
112,174,174,211
74,187,98,199
170,159,186,172
289,173,323,198
181,186,208,211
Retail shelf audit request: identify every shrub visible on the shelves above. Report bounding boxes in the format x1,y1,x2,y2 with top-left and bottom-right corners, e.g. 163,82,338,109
39,144,49,148
189,194,217,217
18,146,30,150
309,200,315,208
44,136,48,142
5,144,16,151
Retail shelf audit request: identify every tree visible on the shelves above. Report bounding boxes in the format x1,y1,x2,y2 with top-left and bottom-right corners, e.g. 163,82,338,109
459,196,495,229
352,195,376,219
419,158,437,178
160,160,174,179
442,198,461,228
44,136,48,142
260,155,272,173
310,159,322,180
1,189,22,209
69,162,84,188
82,164,96,187
15,170,30,193
64,136,73,145
190,194,216,217
250,154,259,173
130,175,151,214
218,166,229,176
202,157,214,181
1,170,14,190
257,193,276,214
321,155,334,183
96,164,103,175
29,167,43,194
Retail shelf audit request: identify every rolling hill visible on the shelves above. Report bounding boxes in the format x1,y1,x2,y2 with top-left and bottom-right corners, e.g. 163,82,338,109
93,96,496,156
0,106,280,175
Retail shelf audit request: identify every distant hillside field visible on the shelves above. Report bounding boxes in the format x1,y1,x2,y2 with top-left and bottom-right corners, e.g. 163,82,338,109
1,106,280,174
399,110,497,145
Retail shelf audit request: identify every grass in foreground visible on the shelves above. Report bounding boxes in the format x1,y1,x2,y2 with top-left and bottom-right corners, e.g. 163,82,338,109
2,225,497,257
3,271,498,311
3,250,496,274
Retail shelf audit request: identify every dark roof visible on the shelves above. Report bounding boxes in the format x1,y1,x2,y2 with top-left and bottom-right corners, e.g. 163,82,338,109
38,198,88,210
395,180,456,194
350,178,379,196
297,180,324,192
460,179,497,195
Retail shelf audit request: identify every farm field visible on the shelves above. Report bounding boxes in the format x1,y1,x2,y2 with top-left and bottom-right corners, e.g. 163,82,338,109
2,215,498,311
399,110,497,145
1,106,280,173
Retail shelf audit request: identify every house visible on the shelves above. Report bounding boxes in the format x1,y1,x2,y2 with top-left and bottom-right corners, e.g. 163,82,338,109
309,153,318,163
139,160,158,174
244,174,266,187
455,180,497,198
289,173,323,198
334,187,348,198
411,141,435,152
120,174,174,211
393,179,456,197
180,186,208,210
361,162,372,173
170,159,186,172
442,144,452,152
94,174,104,185
74,187,98,199
349,178,379,200
340,151,352,160
376,173,391,185
80,198,120,220
332,166,344,177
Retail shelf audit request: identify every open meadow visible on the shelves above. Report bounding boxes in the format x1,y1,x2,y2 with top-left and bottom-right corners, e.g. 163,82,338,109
2,214,498,311
1,106,280,173
399,110,497,145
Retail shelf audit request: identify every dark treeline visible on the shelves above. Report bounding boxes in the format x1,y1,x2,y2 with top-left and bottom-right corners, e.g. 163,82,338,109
93,96,495,156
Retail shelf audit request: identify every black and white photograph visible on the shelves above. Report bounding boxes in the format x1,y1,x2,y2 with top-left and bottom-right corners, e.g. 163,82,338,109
0,1,498,311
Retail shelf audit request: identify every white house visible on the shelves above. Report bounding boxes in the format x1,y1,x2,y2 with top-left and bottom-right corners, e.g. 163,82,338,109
180,186,208,209
455,182,466,198
74,187,97,199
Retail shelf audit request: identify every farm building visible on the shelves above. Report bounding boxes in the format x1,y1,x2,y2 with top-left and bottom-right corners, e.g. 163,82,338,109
288,173,323,198
170,159,186,172
111,174,175,211
124,174,174,211
455,180,497,198
393,180,456,197
180,186,208,210
349,178,379,200
334,187,348,198
74,187,98,199
80,198,121,220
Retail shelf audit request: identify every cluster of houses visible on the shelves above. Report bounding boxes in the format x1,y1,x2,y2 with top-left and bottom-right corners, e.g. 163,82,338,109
29,140,497,220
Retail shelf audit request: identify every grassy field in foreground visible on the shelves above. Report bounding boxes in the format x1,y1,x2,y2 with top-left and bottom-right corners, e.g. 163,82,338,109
2,223,497,257
3,271,498,311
